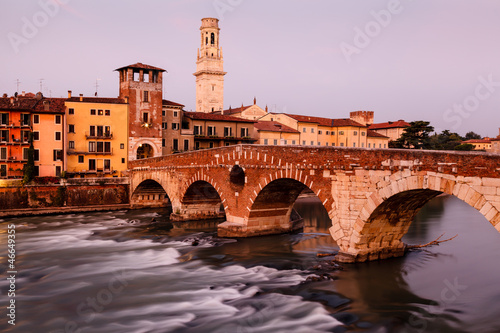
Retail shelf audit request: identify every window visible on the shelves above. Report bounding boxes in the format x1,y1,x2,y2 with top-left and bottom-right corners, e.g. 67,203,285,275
379,144,382,148
264,139,268,145
361,132,366,136
224,127,232,137
78,155,84,163
0,165,6,177
302,140,306,145
143,72,149,83
98,109,104,116
162,139,165,147
368,143,371,148
69,108,74,115
53,150,62,161
207,126,216,136
121,158,125,164
55,132,61,141
69,141,75,149
97,142,104,153
0,130,8,142
0,148,6,160
339,131,344,135
184,140,189,151
353,131,358,136
302,128,306,133
22,114,30,126
97,126,104,137
143,113,149,123
310,141,314,145
240,127,249,138
326,131,330,135
326,142,329,146
353,142,356,147
384,144,387,148
162,110,166,117
173,139,178,151
311,128,314,133
292,140,296,145
89,142,96,152
105,142,111,153
90,109,96,115
209,142,214,148
273,139,278,145
318,142,321,145
89,159,96,171
143,91,149,102
318,130,322,135
173,111,178,117
0,113,8,125
34,150,39,161
120,143,124,149
162,122,167,130
105,110,110,116
284,140,288,145
104,126,110,137
104,159,111,171
340,142,344,147
331,131,335,135
55,115,61,124
21,130,30,143
56,166,61,177
194,125,203,135
172,123,179,130
68,124,75,133
195,142,200,150
33,114,39,124
361,143,364,147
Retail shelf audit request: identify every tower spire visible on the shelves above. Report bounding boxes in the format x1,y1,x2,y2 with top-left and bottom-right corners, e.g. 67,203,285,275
194,18,226,113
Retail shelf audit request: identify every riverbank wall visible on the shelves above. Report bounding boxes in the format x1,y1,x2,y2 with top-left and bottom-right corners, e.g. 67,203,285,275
0,178,130,218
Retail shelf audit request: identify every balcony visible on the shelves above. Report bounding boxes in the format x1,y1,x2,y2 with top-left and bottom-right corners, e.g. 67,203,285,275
85,132,113,140
67,148,113,156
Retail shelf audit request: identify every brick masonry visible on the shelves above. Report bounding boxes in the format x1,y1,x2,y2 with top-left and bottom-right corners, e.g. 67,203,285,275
129,144,500,262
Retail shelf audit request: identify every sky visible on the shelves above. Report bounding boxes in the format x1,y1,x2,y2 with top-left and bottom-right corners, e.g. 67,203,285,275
1,0,499,137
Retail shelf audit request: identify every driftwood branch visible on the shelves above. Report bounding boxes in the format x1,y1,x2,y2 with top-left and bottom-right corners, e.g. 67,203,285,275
406,233,458,249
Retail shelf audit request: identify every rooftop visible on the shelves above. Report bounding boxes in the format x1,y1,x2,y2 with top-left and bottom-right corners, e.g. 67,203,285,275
282,113,366,128
163,99,185,107
255,121,300,133
367,129,389,138
66,97,127,104
184,111,256,123
115,62,166,72
369,120,410,130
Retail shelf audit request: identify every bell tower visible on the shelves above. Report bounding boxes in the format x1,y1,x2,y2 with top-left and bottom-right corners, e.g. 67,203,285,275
194,18,226,113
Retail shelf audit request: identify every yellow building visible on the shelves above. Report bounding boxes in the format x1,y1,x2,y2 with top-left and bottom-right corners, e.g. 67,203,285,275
368,120,410,142
258,113,389,148
254,121,300,145
461,139,492,151
65,92,128,177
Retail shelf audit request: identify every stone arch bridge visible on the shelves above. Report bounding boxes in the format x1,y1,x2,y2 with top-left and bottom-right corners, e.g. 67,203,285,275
128,144,500,262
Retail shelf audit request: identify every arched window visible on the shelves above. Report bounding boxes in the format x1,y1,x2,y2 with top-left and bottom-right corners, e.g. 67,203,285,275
136,144,154,159
205,37,208,45
211,32,215,45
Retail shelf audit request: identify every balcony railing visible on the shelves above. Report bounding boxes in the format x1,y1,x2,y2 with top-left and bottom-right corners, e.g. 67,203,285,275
67,148,113,155
85,132,113,139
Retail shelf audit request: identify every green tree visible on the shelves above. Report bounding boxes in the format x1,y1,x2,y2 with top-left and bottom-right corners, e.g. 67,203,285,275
465,131,482,140
454,143,474,151
430,130,464,150
392,121,434,149
22,132,35,184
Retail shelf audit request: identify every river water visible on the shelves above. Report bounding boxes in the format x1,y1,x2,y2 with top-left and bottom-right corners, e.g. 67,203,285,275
1,195,500,333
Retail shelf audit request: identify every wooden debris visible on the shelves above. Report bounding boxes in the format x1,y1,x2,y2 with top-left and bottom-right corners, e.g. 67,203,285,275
407,233,458,249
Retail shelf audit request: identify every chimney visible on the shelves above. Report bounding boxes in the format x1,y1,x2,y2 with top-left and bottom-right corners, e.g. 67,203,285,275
21,91,25,97
10,97,14,105
254,97,256,105
68,90,72,98
79,94,83,102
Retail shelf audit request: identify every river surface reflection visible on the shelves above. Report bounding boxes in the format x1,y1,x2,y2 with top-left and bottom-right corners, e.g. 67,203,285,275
1,195,500,332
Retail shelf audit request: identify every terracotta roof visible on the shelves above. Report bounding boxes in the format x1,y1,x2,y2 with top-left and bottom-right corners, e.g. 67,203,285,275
184,111,255,123
0,97,65,113
163,99,185,107
255,121,300,133
462,139,491,144
66,97,127,104
282,113,366,127
218,105,252,115
367,129,389,138
369,120,410,130
115,62,166,72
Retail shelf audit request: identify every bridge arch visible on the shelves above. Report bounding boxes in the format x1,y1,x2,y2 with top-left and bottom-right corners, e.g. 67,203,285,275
171,178,226,221
131,179,170,208
244,177,334,236
341,173,500,262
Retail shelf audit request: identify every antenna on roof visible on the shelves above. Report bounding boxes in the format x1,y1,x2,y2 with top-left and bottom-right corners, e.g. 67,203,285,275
39,78,44,92
15,79,21,93
95,78,101,97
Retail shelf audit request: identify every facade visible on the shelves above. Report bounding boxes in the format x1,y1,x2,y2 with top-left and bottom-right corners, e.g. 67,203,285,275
254,121,300,145
461,139,492,151
161,99,190,154
368,119,410,142
183,112,256,149
116,63,165,162
258,112,389,148
194,18,226,113
65,93,128,177
0,93,65,179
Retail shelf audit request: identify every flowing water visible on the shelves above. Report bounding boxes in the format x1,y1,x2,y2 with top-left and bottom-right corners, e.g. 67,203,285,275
1,195,500,333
